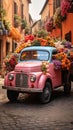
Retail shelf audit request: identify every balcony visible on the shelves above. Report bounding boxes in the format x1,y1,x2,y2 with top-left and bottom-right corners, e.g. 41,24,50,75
0,21,10,36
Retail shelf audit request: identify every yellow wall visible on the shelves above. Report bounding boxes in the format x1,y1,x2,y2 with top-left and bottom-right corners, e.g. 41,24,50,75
3,0,30,26
24,0,30,25
32,22,40,34
41,0,53,21
0,0,30,69
3,0,13,24
41,2,49,21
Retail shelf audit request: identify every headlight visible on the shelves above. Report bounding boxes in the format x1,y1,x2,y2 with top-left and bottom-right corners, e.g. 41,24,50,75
8,74,14,81
30,75,36,82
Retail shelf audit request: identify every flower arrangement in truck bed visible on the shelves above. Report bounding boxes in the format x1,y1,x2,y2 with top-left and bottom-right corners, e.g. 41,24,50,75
53,52,71,70
3,53,19,73
14,33,73,71
15,35,55,53
53,40,72,70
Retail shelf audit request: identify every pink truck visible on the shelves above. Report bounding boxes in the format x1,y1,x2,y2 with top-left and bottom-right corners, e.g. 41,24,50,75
2,46,73,103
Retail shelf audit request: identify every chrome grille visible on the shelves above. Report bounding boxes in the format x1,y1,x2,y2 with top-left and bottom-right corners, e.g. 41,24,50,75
16,73,28,87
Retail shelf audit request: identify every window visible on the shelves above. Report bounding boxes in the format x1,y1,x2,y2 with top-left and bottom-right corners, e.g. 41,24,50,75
53,0,61,14
65,31,71,42
56,0,60,8
21,4,24,19
20,50,50,61
12,41,17,52
14,2,18,14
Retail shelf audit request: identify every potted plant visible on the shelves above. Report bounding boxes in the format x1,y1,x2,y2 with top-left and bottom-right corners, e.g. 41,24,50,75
36,29,48,38
21,19,27,29
53,7,66,28
45,17,54,32
0,7,6,21
14,14,21,27
68,0,73,13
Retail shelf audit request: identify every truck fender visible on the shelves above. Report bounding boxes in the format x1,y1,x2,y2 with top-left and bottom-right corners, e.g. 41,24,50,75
38,73,52,89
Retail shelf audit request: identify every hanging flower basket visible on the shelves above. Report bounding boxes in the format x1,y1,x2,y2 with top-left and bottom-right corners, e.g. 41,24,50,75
68,2,73,13
45,17,54,32
61,0,71,17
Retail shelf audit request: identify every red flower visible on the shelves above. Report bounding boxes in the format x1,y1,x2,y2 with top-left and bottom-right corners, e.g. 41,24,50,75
25,34,34,42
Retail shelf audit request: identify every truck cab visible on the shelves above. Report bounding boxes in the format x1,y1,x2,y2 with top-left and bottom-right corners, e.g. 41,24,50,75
2,46,72,103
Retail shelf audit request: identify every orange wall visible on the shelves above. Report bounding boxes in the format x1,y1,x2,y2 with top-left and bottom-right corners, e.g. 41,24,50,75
62,13,73,44
51,27,61,38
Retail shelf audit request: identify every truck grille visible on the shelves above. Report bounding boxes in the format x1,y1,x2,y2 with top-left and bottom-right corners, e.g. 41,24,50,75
16,73,28,87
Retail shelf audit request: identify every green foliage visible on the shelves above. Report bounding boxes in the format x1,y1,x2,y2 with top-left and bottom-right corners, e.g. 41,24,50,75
31,40,41,46
14,14,21,27
0,7,6,20
21,19,27,29
53,7,66,28
53,7,62,28
36,29,48,38
25,26,30,34
3,20,11,31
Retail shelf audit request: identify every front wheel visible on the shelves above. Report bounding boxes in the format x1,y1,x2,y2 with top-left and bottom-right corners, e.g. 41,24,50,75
7,90,19,102
39,82,52,104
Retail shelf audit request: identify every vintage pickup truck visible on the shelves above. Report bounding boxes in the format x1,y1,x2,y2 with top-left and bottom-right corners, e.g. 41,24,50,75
2,46,73,103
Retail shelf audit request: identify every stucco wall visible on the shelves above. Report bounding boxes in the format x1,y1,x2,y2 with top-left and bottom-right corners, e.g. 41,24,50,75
41,0,53,21
3,0,13,25
41,2,49,21
0,0,30,69
24,0,30,25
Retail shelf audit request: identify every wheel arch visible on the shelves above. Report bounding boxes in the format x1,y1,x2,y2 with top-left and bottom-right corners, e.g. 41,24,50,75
38,74,52,90
45,78,52,89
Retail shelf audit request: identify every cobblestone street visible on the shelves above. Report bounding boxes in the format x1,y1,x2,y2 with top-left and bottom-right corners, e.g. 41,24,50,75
0,78,73,130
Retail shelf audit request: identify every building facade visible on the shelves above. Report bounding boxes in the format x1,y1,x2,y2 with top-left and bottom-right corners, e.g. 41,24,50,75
0,0,31,70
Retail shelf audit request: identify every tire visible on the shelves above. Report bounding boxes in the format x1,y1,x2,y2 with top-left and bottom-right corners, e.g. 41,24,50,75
64,81,71,95
39,82,52,104
7,90,19,102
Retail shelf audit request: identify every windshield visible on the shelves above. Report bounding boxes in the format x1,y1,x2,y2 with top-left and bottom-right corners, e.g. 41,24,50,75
20,50,50,61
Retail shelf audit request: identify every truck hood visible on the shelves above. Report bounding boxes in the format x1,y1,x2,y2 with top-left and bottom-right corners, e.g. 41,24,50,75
15,61,42,73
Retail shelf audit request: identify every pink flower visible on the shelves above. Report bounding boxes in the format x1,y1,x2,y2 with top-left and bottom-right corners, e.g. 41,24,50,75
61,0,71,17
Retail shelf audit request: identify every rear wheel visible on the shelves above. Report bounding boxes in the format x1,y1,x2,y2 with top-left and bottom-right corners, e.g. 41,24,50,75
39,82,52,104
64,81,71,95
7,90,19,102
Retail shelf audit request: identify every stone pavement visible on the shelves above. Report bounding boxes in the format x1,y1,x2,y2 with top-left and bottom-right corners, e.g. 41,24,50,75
0,76,73,130
0,77,5,101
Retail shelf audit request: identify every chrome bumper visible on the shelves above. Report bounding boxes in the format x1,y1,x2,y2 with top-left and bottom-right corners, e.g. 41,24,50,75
2,86,43,93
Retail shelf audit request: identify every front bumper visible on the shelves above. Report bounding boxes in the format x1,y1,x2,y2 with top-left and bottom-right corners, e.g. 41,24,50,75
2,86,43,93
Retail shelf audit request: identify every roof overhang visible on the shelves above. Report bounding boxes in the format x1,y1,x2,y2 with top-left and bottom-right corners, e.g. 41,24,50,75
40,0,48,14
28,0,31,3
